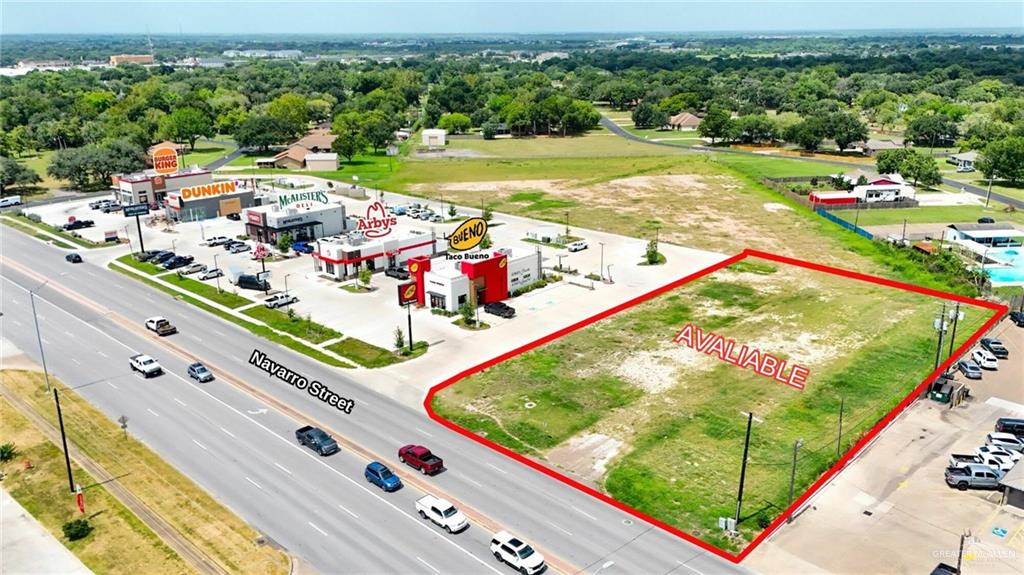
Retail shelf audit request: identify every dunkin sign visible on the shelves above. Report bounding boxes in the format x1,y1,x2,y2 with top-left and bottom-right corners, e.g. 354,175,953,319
358,201,397,239
152,145,179,175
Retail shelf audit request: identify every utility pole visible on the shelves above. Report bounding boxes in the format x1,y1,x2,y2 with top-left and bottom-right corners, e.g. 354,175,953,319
957,530,971,574
788,438,804,512
29,291,52,392
901,218,907,243
946,302,963,360
934,302,948,370
836,397,845,459
54,389,75,493
985,176,994,208
734,411,754,525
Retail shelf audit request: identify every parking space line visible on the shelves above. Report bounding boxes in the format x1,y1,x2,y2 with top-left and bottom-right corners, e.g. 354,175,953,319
10,320,22,326
463,477,483,488
486,463,508,475
308,521,328,537
274,462,292,476
146,408,159,417
677,561,705,575
71,358,81,365
545,521,572,536
97,351,108,358
245,477,263,490
416,557,440,574
192,439,208,451
338,503,359,519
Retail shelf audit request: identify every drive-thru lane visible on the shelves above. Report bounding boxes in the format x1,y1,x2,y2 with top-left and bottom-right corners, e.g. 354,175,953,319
1,228,752,575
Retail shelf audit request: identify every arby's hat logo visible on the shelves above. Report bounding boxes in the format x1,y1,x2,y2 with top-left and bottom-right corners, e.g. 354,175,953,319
358,201,397,238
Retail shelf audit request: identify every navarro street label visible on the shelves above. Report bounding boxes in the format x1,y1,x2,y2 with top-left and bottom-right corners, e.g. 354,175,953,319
249,349,354,413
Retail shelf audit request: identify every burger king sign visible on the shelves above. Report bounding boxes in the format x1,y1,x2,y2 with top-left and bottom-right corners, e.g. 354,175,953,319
151,145,179,175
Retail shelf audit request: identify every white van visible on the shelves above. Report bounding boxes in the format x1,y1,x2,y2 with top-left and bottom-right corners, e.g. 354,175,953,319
0,195,23,208
566,240,588,252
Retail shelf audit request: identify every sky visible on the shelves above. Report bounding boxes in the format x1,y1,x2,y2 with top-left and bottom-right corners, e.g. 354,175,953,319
2,1,1022,35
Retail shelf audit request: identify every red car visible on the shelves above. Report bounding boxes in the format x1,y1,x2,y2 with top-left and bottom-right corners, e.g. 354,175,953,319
398,444,444,475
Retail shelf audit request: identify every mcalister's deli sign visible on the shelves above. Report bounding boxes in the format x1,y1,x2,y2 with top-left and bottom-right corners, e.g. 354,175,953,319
278,191,329,209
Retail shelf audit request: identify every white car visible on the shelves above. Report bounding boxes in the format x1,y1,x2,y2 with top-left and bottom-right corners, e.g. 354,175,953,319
129,354,163,378
977,445,1022,463
206,236,230,246
229,242,251,254
986,432,1024,453
490,530,546,575
566,240,588,252
198,268,224,280
0,195,22,208
180,263,207,275
264,293,298,309
416,495,468,533
971,348,998,369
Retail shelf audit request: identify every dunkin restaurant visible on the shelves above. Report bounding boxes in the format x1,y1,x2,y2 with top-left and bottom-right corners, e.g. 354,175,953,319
164,179,256,221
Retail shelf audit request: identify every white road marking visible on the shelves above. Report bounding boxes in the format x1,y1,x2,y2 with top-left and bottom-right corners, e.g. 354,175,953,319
308,522,328,537
71,358,81,365
190,335,203,343
10,299,17,304
40,338,50,344
86,272,97,278
463,477,483,488
107,382,118,389
546,520,572,536
274,462,292,476
486,463,508,475
173,397,187,407
63,330,73,336
97,351,108,358
245,477,262,490
677,561,705,575
146,408,159,417
571,505,597,521
11,320,22,326
337,503,359,519
213,330,226,337
219,426,236,438
414,427,434,438
192,439,208,451
416,557,440,574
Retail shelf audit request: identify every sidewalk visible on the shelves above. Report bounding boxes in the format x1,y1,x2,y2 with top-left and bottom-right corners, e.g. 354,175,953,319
1,488,93,575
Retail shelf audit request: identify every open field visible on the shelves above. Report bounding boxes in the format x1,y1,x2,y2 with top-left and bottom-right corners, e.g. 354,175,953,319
448,130,691,158
2,370,290,575
180,140,237,168
15,150,62,195
221,149,400,187
433,256,994,553
1,394,190,575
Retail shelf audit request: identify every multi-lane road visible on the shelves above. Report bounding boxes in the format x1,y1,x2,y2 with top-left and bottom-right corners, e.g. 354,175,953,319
0,227,751,574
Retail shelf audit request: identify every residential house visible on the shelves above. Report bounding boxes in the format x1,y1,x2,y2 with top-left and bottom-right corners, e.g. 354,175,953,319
854,138,904,156
949,151,979,172
666,112,702,131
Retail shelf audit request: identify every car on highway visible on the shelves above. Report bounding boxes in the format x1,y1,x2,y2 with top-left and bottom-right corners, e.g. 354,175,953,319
416,495,468,533
385,267,410,280
977,444,1022,463
63,219,94,230
398,444,444,475
162,255,195,270
187,362,214,382
957,360,982,379
566,240,588,252
980,338,1009,359
205,236,230,246
995,417,1024,438
65,253,83,263
987,432,1024,453
264,293,298,308
296,425,340,456
945,463,1004,490
971,348,999,369
129,354,163,378
144,316,177,336
490,530,546,575
198,268,224,281
484,301,516,319
364,462,402,492
179,263,207,275
229,242,251,254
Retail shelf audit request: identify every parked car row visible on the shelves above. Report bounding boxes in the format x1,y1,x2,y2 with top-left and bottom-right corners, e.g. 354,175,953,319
63,219,94,231
391,203,445,223
955,338,1009,380
944,417,1023,491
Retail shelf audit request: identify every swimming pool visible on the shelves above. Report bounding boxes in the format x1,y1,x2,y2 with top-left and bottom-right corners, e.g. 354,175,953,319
986,247,1024,285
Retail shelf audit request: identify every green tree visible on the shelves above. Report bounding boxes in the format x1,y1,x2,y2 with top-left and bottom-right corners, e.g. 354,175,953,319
437,113,471,134
233,115,293,151
159,107,213,151
331,112,367,162
215,109,249,136
905,113,958,151
697,105,733,144
62,519,93,541
645,239,661,265
734,114,778,144
267,93,310,138
5,126,34,158
47,147,94,189
459,300,476,326
631,102,667,129
977,137,1024,185
875,148,913,175
480,232,492,249
785,116,829,151
827,111,868,151
900,151,942,187
276,232,294,253
358,266,372,288
393,326,405,350
481,122,498,140
0,157,41,194
361,110,398,153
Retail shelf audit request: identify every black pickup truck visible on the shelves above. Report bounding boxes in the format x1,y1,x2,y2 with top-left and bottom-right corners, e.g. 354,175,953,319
295,425,340,456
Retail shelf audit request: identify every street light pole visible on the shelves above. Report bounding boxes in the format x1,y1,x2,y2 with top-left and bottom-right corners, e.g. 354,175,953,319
599,242,605,281
29,290,52,392
213,254,222,293
788,438,804,511
284,273,291,296
53,388,75,494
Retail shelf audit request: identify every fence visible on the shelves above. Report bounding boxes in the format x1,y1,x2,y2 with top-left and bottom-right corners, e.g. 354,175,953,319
762,177,920,212
816,208,874,240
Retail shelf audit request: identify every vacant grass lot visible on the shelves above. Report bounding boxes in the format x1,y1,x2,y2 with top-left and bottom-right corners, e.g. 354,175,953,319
448,130,691,158
180,139,236,168
0,395,190,575
2,371,289,574
242,306,342,344
161,273,252,309
434,257,993,553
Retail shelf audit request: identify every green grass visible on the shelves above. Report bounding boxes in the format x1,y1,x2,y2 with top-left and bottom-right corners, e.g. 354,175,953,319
447,129,691,158
160,273,252,308
222,150,400,187
3,215,106,249
325,337,415,368
180,140,237,168
115,254,166,275
452,318,491,330
340,284,374,294
242,306,342,344
109,263,353,367
711,154,837,179
942,173,1024,202
834,204,1024,227
15,150,61,193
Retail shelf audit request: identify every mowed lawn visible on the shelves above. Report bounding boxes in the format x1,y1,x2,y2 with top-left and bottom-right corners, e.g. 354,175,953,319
447,128,691,158
433,257,994,553
179,139,237,167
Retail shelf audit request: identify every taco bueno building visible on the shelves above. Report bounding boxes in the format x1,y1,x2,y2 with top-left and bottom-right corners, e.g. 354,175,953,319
313,229,440,279
407,247,542,312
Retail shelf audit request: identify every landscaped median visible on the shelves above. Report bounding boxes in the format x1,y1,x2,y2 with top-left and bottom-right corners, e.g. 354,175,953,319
2,213,106,249
1,370,289,575
326,338,428,368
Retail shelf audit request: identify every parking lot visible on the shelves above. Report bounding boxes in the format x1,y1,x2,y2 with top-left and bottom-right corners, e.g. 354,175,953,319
24,178,729,405
747,316,1024,575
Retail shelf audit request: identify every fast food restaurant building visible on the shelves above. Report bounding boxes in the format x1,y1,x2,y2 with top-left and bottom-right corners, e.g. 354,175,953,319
313,229,440,279
113,166,213,207
407,248,542,312
165,180,256,221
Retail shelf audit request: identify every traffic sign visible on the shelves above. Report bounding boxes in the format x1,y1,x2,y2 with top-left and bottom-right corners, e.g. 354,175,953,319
124,203,150,217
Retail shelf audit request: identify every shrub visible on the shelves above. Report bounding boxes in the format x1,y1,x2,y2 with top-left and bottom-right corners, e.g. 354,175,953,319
789,184,813,195
756,514,772,529
430,308,457,317
459,301,476,325
0,442,17,462
393,326,405,349
63,519,93,541
26,213,42,223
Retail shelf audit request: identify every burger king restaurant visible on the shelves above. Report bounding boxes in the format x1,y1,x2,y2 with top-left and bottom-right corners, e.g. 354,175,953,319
165,179,256,221
113,166,214,207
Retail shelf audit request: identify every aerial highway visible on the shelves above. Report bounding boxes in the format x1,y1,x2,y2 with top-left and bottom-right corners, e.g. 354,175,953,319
0,228,751,575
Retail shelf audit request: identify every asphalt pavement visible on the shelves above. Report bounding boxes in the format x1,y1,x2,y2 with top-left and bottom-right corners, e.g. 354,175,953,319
0,228,751,574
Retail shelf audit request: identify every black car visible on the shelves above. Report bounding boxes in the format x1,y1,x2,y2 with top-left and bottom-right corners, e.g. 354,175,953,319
385,267,410,280
995,417,1024,438
153,251,177,263
1010,311,1024,327
65,253,82,263
63,219,94,230
484,301,516,318
237,274,270,291
226,212,241,221
980,338,1009,359
162,255,194,270
977,217,996,224
136,250,162,262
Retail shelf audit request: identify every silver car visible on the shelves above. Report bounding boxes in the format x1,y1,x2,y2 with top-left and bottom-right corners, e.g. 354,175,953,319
198,268,223,280
229,242,251,253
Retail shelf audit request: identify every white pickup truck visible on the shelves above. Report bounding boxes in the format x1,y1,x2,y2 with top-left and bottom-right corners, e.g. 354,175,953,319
129,354,163,378
415,495,468,533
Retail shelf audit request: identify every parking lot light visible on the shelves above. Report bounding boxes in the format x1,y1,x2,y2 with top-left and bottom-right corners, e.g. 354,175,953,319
171,239,177,253
284,273,292,296
599,242,605,281
213,254,222,293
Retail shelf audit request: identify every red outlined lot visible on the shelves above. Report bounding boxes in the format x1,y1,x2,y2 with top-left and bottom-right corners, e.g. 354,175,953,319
424,248,1007,563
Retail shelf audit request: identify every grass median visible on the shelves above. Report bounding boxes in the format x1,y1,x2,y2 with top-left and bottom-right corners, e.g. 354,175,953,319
325,338,428,368
161,272,252,309
242,306,342,344
4,214,105,249
114,254,167,276
109,263,353,368
2,371,290,575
